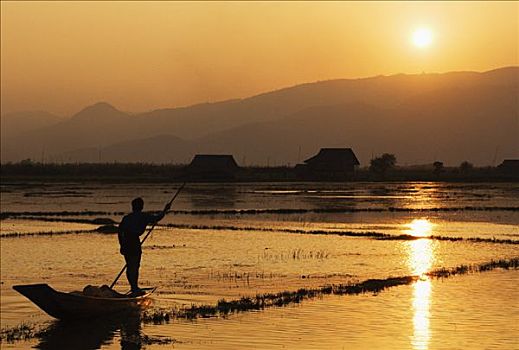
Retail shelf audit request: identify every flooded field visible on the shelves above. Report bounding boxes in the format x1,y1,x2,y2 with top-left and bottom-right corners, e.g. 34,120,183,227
1,181,518,349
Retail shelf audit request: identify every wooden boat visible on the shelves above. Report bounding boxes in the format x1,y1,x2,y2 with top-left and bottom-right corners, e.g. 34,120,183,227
13,284,155,320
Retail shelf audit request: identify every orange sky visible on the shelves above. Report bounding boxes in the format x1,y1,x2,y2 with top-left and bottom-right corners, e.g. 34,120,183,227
1,1,517,115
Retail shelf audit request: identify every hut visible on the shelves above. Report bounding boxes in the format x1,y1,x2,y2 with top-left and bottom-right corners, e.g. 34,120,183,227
497,159,519,176
186,154,239,180
297,148,360,179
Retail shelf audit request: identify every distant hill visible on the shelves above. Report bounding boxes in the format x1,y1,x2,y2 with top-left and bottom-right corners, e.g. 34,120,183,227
1,110,62,138
58,134,191,163
2,66,518,166
194,81,517,166
1,111,63,161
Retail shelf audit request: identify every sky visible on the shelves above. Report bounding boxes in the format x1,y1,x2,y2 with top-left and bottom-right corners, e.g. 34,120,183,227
1,1,517,116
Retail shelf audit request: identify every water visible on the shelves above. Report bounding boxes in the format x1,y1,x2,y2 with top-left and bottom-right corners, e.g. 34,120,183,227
1,181,518,349
137,271,519,350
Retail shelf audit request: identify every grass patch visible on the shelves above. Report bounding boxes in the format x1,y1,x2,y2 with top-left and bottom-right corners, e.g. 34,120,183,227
142,257,519,323
0,323,42,343
164,223,519,245
0,229,98,238
2,205,518,220
2,258,517,343
1,211,124,219
2,218,516,245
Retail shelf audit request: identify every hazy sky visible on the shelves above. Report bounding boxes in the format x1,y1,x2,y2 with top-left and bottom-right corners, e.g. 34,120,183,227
1,1,517,116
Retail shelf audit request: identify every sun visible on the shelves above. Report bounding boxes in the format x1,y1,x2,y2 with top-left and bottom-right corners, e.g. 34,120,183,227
412,28,433,48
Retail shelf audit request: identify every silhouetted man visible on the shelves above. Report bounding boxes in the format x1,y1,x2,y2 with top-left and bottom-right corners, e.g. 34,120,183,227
118,197,171,294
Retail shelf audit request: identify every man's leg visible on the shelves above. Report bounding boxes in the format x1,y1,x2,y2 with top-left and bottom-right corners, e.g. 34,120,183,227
124,254,141,292
134,252,141,290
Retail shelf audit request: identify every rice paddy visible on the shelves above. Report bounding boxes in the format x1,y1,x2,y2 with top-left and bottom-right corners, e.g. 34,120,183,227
1,181,518,349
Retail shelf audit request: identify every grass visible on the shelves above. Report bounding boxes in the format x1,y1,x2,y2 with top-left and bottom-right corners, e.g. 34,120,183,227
142,244,185,250
23,191,92,198
2,257,517,343
174,206,519,215
142,257,519,323
140,276,415,322
1,216,117,225
126,334,176,346
428,258,519,278
164,223,519,245
2,218,517,246
0,228,98,238
0,323,41,343
1,210,125,219
2,205,518,220
260,248,330,262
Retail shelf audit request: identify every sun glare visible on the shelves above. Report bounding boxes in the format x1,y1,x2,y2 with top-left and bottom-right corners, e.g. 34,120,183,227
405,219,434,237
412,28,433,48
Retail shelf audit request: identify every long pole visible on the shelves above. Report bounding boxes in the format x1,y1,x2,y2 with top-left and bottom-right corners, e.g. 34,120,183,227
110,182,186,289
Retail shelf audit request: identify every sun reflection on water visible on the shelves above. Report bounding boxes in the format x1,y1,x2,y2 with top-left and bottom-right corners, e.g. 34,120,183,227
412,278,431,350
409,239,433,276
405,219,435,350
405,219,435,237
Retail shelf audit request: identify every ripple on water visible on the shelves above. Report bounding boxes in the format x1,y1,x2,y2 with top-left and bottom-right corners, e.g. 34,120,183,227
136,270,519,350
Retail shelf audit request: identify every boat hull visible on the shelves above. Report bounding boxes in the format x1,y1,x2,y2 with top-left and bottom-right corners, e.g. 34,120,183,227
13,284,154,320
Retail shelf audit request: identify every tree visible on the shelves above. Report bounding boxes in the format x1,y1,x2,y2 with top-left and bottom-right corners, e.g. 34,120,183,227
459,161,473,173
433,161,444,177
370,153,397,176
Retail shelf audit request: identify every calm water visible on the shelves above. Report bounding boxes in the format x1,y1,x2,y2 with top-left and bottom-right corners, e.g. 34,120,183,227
1,182,518,349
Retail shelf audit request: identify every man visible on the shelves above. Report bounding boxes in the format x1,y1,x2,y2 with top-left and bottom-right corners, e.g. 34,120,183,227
118,197,171,294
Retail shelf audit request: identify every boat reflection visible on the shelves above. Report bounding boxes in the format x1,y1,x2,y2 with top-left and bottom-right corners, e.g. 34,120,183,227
405,219,435,350
35,315,145,350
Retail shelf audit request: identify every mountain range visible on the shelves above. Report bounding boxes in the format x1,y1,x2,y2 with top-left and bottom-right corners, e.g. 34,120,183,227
1,66,517,166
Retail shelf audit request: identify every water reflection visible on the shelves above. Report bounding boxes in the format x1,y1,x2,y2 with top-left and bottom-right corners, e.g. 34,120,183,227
187,185,237,209
35,318,118,350
35,315,145,350
405,219,435,237
406,219,435,350
412,278,431,350
406,183,442,210
409,239,433,275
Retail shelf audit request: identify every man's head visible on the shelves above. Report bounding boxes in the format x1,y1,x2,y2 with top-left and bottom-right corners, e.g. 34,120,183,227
131,197,144,212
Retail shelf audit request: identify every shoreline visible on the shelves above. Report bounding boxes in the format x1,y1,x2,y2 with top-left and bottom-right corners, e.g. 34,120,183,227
1,163,518,183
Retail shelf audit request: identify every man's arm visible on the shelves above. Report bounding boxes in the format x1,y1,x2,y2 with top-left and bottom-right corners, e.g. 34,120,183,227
145,211,165,225
146,202,172,224
151,211,165,223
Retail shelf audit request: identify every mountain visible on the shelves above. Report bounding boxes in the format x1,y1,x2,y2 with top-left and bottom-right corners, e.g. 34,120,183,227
56,134,192,163
195,80,518,166
0,110,62,137
129,67,519,140
1,67,518,165
1,111,63,161
68,102,129,123
1,102,135,161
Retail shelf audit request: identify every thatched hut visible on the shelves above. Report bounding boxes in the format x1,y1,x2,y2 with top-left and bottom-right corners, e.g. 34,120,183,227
186,154,239,179
497,159,519,175
297,148,360,179
304,148,360,171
